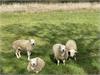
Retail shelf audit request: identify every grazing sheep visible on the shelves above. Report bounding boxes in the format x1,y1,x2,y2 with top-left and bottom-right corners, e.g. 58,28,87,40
52,44,68,65
27,57,45,73
12,39,35,60
65,40,77,60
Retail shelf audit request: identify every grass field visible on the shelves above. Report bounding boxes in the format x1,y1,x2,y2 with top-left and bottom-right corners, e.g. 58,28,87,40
0,9,100,74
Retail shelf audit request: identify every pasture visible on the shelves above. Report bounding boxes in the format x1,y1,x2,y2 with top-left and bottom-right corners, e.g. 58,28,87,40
0,7,100,74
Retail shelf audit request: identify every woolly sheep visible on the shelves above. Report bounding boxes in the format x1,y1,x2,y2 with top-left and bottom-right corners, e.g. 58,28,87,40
27,57,45,73
65,40,77,60
12,39,35,60
52,44,68,65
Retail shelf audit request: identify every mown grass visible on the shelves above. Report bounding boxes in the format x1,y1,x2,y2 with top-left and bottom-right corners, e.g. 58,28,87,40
0,10,100,74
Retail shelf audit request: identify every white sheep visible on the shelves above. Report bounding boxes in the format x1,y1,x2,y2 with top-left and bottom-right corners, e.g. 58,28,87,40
65,40,77,60
52,44,68,65
12,39,35,60
27,57,45,73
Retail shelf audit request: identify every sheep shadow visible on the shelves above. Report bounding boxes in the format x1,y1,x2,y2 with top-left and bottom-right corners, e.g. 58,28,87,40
49,54,57,64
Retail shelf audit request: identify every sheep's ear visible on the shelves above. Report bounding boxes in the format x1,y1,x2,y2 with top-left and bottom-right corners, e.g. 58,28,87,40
65,42,67,46
29,39,33,44
36,57,38,65
36,58,38,62
59,45,61,50
29,39,31,42
65,47,68,50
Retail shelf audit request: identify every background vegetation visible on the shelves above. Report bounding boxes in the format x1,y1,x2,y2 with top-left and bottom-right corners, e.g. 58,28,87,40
0,0,100,4
0,6,100,74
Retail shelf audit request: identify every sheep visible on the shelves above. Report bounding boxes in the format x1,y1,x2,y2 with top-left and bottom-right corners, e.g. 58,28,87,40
65,40,77,60
12,39,35,60
52,44,68,65
27,57,45,73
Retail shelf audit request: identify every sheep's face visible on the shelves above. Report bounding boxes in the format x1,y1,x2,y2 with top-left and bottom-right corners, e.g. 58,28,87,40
29,39,35,46
30,58,37,69
59,45,66,53
69,49,77,57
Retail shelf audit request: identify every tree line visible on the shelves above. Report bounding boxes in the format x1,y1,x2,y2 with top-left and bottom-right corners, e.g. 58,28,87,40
0,0,100,4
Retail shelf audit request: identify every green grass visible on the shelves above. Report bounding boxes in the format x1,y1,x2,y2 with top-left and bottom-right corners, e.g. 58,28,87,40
0,10,100,74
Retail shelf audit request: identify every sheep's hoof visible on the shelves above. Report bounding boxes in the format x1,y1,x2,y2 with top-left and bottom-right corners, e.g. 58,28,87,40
17,56,20,59
19,55,21,58
36,71,39,74
63,60,65,65
28,58,30,61
57,60,60,66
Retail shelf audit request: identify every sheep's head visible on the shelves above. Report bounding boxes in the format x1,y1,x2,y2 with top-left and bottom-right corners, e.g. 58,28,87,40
68,49,77,57
59,45,66,53
30,58,38,69
29,39,35,46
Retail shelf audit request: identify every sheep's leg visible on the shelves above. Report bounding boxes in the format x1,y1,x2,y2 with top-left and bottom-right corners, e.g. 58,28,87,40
15,50,20,59
18,51,21,58
31,66,35,70
36,71,39,74
57,60,60,66
27,51,31,60
63,60,65,65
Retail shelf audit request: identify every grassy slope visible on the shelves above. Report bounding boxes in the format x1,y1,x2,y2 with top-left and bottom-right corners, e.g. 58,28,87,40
0,10,100,74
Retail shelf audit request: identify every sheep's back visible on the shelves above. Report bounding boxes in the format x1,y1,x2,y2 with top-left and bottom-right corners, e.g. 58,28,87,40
53,44,60,57
35,57,45,72
12,40,30,51
66,40,77,50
